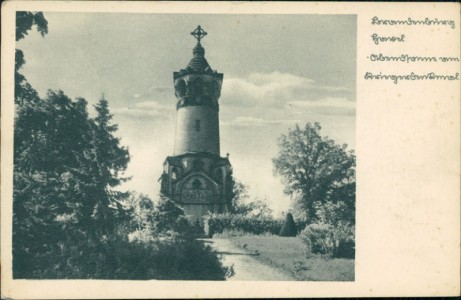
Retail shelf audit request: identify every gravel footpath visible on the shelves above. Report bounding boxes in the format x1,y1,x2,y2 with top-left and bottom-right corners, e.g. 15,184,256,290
201,238,294,281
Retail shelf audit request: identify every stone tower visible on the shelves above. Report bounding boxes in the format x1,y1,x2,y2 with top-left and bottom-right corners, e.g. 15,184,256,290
159,26,233,223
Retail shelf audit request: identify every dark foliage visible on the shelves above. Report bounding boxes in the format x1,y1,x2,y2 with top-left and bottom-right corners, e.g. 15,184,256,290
15,12,48,106
273,123,355,258
273,123,356,223
204,213,283,237
228,177,249,213
13,89,131,278
118,238,230,280
278,213,297,237
12,90,229,279
16,11,48,41
153,196,189,235
299,222,355,259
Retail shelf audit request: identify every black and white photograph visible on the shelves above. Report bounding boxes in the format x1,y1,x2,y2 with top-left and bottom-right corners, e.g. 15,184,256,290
12,11,356,281
2,1,459,299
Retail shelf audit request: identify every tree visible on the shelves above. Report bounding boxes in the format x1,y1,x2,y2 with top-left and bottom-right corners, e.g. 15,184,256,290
229,178,250,213
93,98,130,188
12,12,136,278
16,11,48,41
13,89,132,277
89,97,131,236
15,12,47,106
13,91,100,277
152,195,188,235
314,200,355,226
278,213,297,237
229,178,273,218
273,123,355,222
125,192,156,231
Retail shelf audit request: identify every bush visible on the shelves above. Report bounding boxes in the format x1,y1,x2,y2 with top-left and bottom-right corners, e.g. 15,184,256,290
16,194,232,280
299,222,355,258
204,213,283,237
126,196,192,243
314,200,354,226
112,237,232,280
299,223,334,257
213,229,274,238
278,213,297,237
26,233,231,280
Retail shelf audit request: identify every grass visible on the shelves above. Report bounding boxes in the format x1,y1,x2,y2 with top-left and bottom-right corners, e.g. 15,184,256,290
224,235,354,281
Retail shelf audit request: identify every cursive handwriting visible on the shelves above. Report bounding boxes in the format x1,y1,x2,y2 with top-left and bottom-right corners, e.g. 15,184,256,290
372,16,455,29
371,33,405,45
364,72,459,84
369,54,459,63
369,54,437,63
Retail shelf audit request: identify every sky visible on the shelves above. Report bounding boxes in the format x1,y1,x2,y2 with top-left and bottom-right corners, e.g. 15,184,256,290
17,13,356,216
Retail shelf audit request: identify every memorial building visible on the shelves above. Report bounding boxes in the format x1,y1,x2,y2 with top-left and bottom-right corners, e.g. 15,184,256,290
159,26,233,223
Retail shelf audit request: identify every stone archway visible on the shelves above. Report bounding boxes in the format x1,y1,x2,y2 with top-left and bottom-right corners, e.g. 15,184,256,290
180,175,214,204
178,174,219,222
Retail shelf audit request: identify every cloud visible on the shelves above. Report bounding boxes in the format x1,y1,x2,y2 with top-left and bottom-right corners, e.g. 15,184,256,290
223,116,301,127
223,71,314,104
148,86,171,94
220,72,355,125
246,72,314,90
289,97,355,109
221,71,353,110
286,97,356,117
112,101,170,119
131,86,173,100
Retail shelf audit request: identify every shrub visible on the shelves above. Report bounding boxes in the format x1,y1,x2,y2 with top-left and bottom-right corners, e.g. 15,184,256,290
16,193,232,280
278,213,297,237
332,222,355,259
213,229,275,238
204,213,282,237
152,196,188,235
314,200,354,226
299,223,334,257
112,237,232,280
20,215,232,279
127,196,192,242
299,222,355,258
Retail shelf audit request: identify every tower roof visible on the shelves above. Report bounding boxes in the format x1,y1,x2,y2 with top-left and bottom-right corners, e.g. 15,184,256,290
186,42,212,73
176,25,217,75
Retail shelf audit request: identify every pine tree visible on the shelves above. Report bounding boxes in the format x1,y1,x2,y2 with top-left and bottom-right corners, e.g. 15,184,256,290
90,97,130,236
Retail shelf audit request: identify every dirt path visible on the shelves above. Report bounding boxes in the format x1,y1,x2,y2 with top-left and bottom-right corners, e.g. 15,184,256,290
201,238,294,281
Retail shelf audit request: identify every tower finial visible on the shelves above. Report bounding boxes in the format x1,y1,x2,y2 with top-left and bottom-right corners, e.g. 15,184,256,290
191,25,207,42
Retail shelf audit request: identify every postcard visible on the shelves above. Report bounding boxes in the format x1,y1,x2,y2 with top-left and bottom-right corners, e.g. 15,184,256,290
1,1,459,298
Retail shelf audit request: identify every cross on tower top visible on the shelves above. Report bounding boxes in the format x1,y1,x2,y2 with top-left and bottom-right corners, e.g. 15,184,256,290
191,25,207,42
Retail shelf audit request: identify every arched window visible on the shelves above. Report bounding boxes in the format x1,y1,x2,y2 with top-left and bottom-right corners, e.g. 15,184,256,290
192,179,202,189
171,167,178,180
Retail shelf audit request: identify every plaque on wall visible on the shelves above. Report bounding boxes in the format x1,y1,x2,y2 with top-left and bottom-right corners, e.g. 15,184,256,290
181,189,212,203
